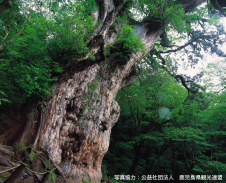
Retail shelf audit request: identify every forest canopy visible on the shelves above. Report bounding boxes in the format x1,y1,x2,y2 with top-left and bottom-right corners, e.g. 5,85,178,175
0,0,225,104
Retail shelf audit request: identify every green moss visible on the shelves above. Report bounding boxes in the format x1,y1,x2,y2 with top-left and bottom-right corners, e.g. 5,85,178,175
88,53,96,61
82,75,102,111
49,171,56,182
83,176,95,183
30,151,37,161
0,176,7,181
12,140,31,152
39,140,43,147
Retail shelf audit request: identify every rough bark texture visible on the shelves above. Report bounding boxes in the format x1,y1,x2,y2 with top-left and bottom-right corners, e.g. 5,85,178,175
18,28,161,183
0,0,206,182
36,28,161,182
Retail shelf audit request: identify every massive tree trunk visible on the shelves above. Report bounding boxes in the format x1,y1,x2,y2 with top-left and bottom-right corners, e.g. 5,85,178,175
0,0,206,182
33,29,161,183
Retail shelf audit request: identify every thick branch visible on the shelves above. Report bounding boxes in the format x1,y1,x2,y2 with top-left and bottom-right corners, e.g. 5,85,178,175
182,0,207,13
175,75,198,93
115,0,126,16
211,0,226,17
120,69,137,89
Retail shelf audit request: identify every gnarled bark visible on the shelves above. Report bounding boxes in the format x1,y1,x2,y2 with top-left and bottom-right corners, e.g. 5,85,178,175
37,28,161,182
13,29,162,183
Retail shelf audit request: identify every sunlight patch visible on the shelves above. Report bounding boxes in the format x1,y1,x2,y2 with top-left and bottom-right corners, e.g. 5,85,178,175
159,107,171,120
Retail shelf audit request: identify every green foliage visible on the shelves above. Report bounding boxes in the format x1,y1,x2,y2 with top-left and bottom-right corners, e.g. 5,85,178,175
0,91,10,105
0,25,60,103
0,0,96,105
80,0,97,16
49,171,56,182
30,151,39,161
103,51,226,181
0,176,7,181
116,141,135,150
103,65,190,177
83,176,94,183
116,25,145,54
47,3,95,61
105,24,145,67
88,53,95,61
164,4,187,32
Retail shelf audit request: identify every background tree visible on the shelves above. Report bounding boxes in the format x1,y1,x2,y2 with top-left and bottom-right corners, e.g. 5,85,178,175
103,63,226,182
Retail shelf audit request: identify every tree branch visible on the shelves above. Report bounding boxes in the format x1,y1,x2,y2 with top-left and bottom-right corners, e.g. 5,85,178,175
157,35,213,54
0,8,31,51
175,75,200,94
120,69,137,89
182,0,207,13
146,58,198,94
211,0,226,17
115,0,126,16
